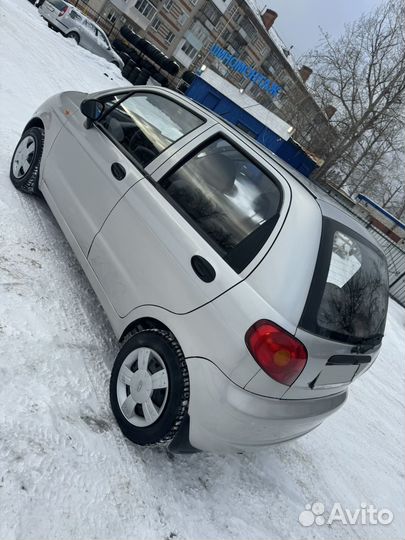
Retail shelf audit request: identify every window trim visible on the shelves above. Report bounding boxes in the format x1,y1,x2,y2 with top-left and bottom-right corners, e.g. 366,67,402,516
181,39,198,59
156,134,283,273
165,30,175,43
134,0,157,21
94,89,207,173
299,217,389,345
151,16,161,30
163,0,173,10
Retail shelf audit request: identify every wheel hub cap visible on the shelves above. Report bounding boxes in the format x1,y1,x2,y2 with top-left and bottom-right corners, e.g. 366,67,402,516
116,347,169,427
12,135,36,179
130,370,152,403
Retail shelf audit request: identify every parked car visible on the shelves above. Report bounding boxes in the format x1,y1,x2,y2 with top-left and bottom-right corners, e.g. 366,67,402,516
38,0,124,70
9,87,389,453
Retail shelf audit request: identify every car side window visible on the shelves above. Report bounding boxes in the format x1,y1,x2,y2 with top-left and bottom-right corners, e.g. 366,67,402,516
97,30,110,48
160,138,282,272
97,93,205,168
70,11,82,21
82,19,97,35
47,0,66,9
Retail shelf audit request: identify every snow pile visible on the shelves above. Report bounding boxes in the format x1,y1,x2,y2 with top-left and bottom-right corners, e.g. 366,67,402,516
0,1,404,539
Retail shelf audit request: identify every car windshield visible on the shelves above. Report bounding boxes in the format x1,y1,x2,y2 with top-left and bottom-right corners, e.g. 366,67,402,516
300,218,389,343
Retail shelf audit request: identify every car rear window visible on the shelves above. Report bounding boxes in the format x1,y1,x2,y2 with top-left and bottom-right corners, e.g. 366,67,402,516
160,137,282,273
300,218,389,343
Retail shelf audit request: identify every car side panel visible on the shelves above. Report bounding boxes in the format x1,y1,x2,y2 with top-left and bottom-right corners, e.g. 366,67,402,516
108,273,296,392
77,24,95,50
41,110,145,257
87,178,241,317
21,92,87,183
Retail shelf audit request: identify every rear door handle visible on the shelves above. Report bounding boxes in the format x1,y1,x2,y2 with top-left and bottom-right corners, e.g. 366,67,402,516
111,162,126,181
191,255,216,283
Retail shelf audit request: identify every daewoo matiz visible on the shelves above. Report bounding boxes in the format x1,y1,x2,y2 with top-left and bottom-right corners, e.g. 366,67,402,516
10,87,389,452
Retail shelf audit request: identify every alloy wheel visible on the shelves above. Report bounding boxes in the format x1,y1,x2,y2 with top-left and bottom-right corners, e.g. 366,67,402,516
12,135,36,179
116,347,169,427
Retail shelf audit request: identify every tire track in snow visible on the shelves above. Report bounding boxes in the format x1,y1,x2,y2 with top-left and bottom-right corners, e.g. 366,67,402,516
14,191,171,538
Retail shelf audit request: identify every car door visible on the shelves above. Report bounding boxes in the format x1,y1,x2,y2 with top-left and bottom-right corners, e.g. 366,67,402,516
42,89,212,258
93,28,112,61
88,126,286,317
42,90,141,256
78,18,98,51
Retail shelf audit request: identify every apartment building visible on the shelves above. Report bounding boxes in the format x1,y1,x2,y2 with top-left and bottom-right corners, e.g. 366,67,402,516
88,0,335,157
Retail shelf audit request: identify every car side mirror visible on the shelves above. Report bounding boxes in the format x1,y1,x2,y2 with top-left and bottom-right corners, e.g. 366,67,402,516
80,99,104,128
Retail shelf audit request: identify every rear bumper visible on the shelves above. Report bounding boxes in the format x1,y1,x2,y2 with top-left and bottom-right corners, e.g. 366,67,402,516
185,357,347,452
39,9,66,32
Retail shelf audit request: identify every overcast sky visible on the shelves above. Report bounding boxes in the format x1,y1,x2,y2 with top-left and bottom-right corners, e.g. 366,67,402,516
255,0,383,58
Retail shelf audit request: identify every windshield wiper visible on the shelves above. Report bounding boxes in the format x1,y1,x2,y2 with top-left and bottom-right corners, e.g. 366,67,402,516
351,333,384,353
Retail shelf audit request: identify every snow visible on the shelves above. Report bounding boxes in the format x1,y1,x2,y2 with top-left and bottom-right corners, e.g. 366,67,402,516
0,1,404,539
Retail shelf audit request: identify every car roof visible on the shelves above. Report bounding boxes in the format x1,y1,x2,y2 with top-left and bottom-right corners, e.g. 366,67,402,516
86,85,374,241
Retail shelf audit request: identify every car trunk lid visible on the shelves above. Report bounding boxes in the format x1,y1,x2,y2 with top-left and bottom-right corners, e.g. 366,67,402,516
283,209,389,399
281,328,378,399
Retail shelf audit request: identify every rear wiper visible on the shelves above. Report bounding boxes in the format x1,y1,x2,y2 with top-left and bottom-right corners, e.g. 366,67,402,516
351,333,384,353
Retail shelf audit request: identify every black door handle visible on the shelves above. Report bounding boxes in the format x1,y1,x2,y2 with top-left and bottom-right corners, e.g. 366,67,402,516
111,162,126,180
191,255,216,283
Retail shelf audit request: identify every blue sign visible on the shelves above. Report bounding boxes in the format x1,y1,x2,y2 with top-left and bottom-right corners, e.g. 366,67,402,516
209,43,281,96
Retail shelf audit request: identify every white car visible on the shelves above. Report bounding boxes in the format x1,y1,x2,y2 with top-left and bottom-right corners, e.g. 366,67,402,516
38,0,124,70
9,87,389,453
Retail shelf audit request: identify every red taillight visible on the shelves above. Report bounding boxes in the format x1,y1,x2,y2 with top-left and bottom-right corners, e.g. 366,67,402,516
58,6,69,16
245,320,307,386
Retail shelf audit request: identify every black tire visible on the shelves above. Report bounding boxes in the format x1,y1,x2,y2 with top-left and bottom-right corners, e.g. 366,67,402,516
67,32,80,44
128,67,141,85
110,329,190,447
9,127,44,195
182,70,196,84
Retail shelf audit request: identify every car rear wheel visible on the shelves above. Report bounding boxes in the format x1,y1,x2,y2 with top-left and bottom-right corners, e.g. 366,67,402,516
10,127,44,195
67,32,80,44
110,329,190,447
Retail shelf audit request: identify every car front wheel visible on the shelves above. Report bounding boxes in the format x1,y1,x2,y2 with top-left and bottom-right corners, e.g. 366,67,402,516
110,329,190,447
10,126,44,195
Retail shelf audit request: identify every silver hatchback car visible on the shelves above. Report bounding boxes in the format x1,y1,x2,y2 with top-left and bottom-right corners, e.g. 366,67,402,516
10,87,389,453
38,0,124,70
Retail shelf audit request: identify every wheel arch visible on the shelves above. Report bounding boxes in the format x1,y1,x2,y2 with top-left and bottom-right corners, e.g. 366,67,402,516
67,31,80,42
119,317,173,343
23,117,45,134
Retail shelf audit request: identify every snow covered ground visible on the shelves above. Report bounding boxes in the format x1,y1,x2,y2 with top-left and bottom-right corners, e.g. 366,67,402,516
0,1,404,539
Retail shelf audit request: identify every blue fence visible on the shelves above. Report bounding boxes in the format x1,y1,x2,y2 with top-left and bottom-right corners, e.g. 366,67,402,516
357,193,405,231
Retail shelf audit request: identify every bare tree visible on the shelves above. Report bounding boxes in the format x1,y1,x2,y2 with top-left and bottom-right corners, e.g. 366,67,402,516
304,0,405,186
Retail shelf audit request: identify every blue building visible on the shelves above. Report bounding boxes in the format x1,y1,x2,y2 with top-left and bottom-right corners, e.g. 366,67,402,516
185,69,319,178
